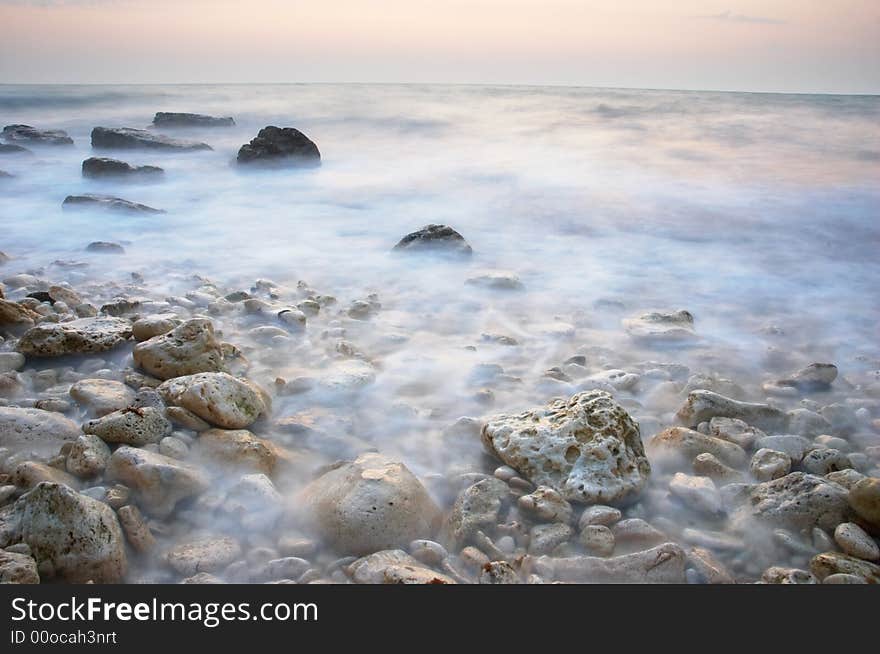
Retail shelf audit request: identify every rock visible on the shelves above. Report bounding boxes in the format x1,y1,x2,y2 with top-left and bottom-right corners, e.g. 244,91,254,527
166,536,241,575
0,143,31,154
70,378,136,416
409,539,448,566
0,352,25,372
708,417,764,449
754,435,812,462
648,427,747,468
10,482,126,582
578,505,622,529
479,560,519,584
91,126,211,151
294,453,441,556
529,523,574,555
348,549,455,584
2,124,72,145
0,299,40,333
66,434,111,478
833,522,879,561
466,272,524,291
47,285,81,306
669,472,723,516
809,551,880,583
0,406,80,457
750,448,791,481
159,436,188,459
823,573,868,584
693,452,744,484
86,241,125,254
393,224,473,256
255,557,312,582
787,408,832,437
0,549,39,583
688,547,735,584
441,477,508,550
17,316,131,357
236,126,320,165
62,194,164,214
133,318,226,380
84,406,171,446
774,363,838,392
761,567,817,584
481,390,650,505
848,477,880,529
517,486,573,523
224,473,282,530
676,390,788,432
166,406,211,431
801,448,851,475
132,315,179,341
579,524,615,556
157,372,267,429
193,428,292,476
738,472,851,531
622,310,696,341
547,542,687,583
117,505,156,553
106,446,208,517
153,112,234,128
82,157,163,179
12,462,79,490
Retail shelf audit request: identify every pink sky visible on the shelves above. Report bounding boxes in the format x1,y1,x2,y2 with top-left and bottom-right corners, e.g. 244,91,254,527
1,0,878,92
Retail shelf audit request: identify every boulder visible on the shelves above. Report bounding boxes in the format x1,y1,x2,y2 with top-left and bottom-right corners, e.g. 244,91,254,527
623,310,696,341
62,194,164,214
481,390,650,505
392,224,472,256
676,390,788,432
0,406,80,457
16,316,131,357
157,372,267,429
82,157,163,179
70,378,136,416
106,446,208,517
133,318,226,380
91,126,211,151
545,542,687,583
293,453,441,556
153,112,234,128
83,406,171,446
236,126,320,165
10,482,126,583
737,472,851,531
2,124,72,145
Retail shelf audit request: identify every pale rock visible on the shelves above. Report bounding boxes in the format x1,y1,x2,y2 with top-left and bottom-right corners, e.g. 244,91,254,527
833,522,879,561
801,448,852,475
84,406,171,446
761,567,817,584
737,472,851,531
547,542,686,583
193,428,294,476
12,462,79,490
528,522,573,555
648,427,747,468
0,352,25,372
0,549,39,583
17,317,131,357
441,477,508,550
687,547,735,584
623,310,696,341
750,448,791,482
131,315,179,342
133,319,226,380
708,416,764,449
579,524,615,556
578,505,622,529
848,477,880,529
65,434,111,478
348,549,455,584
479,560,519,583
787,408,832,438
754,435,812,463
669,472,723,516
70,378,136,416
166,535,242,575
158,372,267,429
117,505,156,553
517,486,573,523
677,390,787,432
0,406,79,457
809,551,880,583
693,452,744,484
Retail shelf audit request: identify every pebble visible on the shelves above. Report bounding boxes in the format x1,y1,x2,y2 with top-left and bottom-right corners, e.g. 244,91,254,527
833,522,879,561
750,448,791,481
578,505,622,529
579,525,615,556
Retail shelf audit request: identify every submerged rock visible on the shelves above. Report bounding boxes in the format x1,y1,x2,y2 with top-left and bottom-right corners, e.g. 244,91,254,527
773,363,838,392
623,310,696,341
62,194,164,214
133,318,226,380
166,536,241,575
545,542,687,583
85,241,125,254
70,378,136,416
0,143,31,154
348,549,455,584
2,124,73,146
481,390,650,505
848,477,880,530
441,477,509,550
648,427,748,468
676,390,788,432
17,316,131,357
158,372,267,429
82,157,164,179
293,453,441,556
153,112,235,128
193,428,293,476
0,299,40,333
236,126,320,165
84,406,171,446
0,549,40,584
393,224,472,256
91,127,211,151
738,472,851,531
65,434,112,478
0,407,80,457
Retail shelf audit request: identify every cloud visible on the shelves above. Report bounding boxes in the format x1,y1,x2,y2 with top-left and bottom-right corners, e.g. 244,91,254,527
697,10,787,25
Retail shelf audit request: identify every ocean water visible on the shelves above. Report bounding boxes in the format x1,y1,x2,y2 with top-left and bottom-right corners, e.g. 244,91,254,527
1,84,879,581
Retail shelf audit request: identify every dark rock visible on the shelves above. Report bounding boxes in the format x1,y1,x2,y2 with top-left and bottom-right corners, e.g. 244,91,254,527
0,170,12,179
91,127,211,151
393,224,473,256
26,292,54,305
0,143,31,155
63,194,164,214
2,124,73,146
153,112,234,128
237,126,320,166
86,242,125,254
82,157,164,179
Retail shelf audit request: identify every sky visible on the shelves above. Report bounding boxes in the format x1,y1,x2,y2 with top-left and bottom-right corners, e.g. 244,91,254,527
1,0,878,93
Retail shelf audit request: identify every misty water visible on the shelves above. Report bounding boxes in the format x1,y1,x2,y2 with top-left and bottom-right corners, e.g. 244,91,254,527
1,84,879,583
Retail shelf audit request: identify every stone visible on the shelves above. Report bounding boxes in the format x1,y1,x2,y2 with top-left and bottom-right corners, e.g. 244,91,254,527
750,448,791,482
17,316,131,357
81,157,163,178
466,272,524,291
754,435,812,462
677,390,788,432
165,406,211,431
611,518,667,552
91,126,211,151
688,547,735,584
106,446,208,517
158,372,267,429
787,408,832,437
393,224,473,256
517,486,573,523
479,560,519,584
833,522,879,561
761,567,817,584
0,549,39,583
133,318,226,380
66,434,111,478
2,124,72,145
578,505,622,529
70,378,136,416
579,524,615,556
131,315,178,342
809,551,880,583
62,194,164,214
117,505,156,553
801,448,852,476
0,352,25,372
481,390,650,505
409,539,448,566
193,428,292,476
0,406,80,457
159,436,188,459
648,427,747,468
774,363,838,392
293,453,441,556
848,477,880,529
708,417,764,449
0,299,40,333
669,472,723,516
84,406,171,446
0,143,31,154
153,112,234,128
224,473,283,530
237,126,320,165
9,482,126,583
528,523,573,555
166,536,241,575
12,462,79,490
86,241,125,254
693,452,744,483
738,472,851,531
622,310,696,341
441,477,508,550
348,549,455,584
822,573,868,584
547,542,687,583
